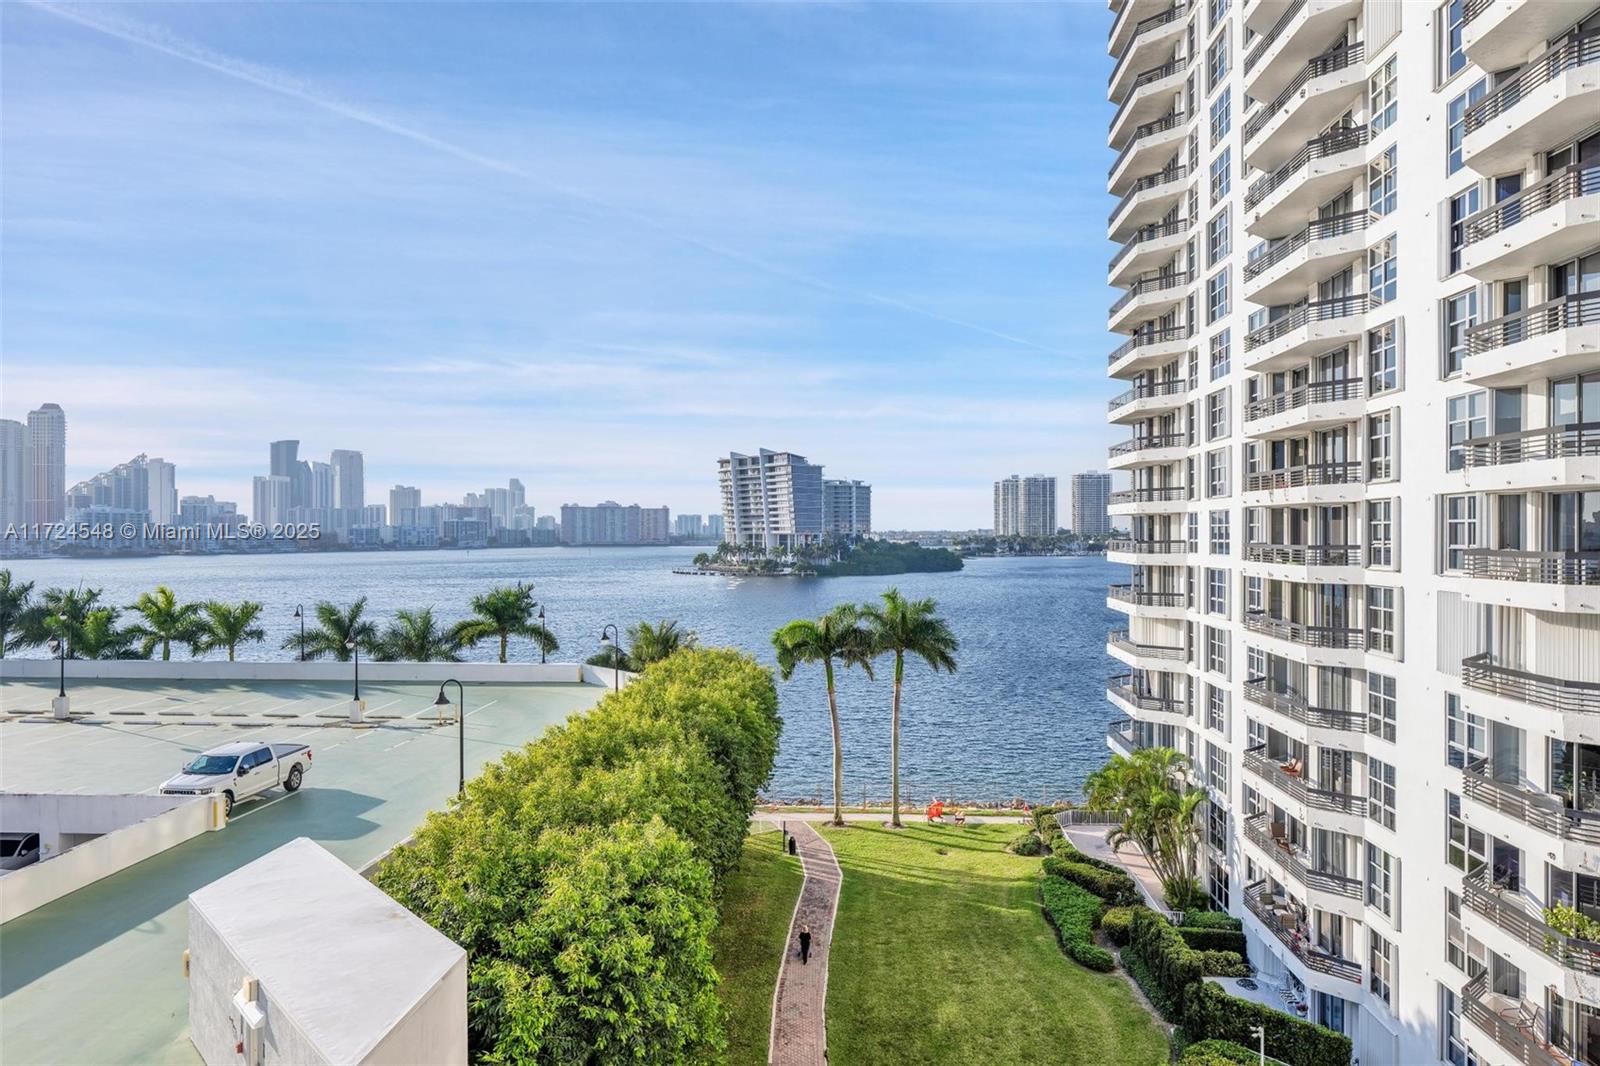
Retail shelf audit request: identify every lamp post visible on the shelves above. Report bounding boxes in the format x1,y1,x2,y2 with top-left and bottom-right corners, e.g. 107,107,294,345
537,605,546,665
599,624,620,692
346,639,360,700
293,604,305,662
49,636,65,698
434,679,465,796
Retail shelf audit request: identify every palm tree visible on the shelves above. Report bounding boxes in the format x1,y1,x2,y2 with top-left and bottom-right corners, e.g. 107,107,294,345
772,604,876,826
0,569,41,658
1084,747,1206,908
450,582,557,663
585,644,634,671
72,607,142,660
286,597,378,661
626,619,696,669
26,585,105,657
197,600,266,662
126,586,203,661
863,589,958,828
373,608,462,662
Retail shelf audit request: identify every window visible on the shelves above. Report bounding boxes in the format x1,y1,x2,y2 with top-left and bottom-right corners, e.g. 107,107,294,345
1447,186,1480,275
1445,890,1486,978
1446,79,1487,174
1368,411,1394,481
1207,33,1229,93
1209,328,1231,379
1367,235,1397,306
1445,694,1484,770
1207,389,1229,440
1369,927,1395,1008
1208,0,1229,33
1210,510,1230,554
1368,756,1397,831
1207,269,1230,323
1188,511,1200,551
1209,148,1231,204
1442,290,1477,377
1208,857,1230,910
1210,87,1231,146
1370,55,1398,133
1205,624,1229,676
1367,499,1394,567
1206,685,1228,735
1367,322,1398,394
1368,671,1396,741
1244,576,1263,614
1207,448,1229,497
1368,144,1397,215
1206,568,1227,614
1444,494,1478,570
1367,586,1396,654
1207,739,1229,794
1445,391,1486,470
1206,208,1231,266
1438,0,1467,84
1367,844,1397,921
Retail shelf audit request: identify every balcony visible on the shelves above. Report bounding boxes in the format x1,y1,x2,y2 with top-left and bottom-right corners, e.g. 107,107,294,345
1463,0,1592,73
1107,584,1188,619
1109,58,1189,151
1464,869,1600,977
1108,629,1187,671
1108,4,1191,104
1244,611,1364,651
1242,43,1364,173
1243,294,1368,371
1244,459,1360,493
1108,0,1176,57
1463,653,1600,716
1244,126,1369,239
1463,32,1600,175
1464,292,1600,388
1242,210,1372,306
1108,219,1189,287
1242,378,1364,437
1109,271,1192,333
1108,111,1191,197
1460,164,1600,282
1242,881,1362,983
1462,760,1600,849
1109,379,1187,423
1461,972,1568,1066
1107,717,1140,758
1108,485,1189,515
1108,324,1193,377
1242,678,1364,733
1241,0,1363,102
1244,745,1365,817
1107,675,1188,723
1107,431,1187,471
1108,164,1191,241
1242,815,1363,901
1462,549,1600,586
1106,537,1190,564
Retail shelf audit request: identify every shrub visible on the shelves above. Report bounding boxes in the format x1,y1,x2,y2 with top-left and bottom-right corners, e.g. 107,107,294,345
1120,939,1184,1023
1177,926,1249,955
1179,1039,1261,1065
1010,830,1044,856
1182,981,1352,1066
1034,809,1065,850
1180,910,1243,931
1042,856,1141,907
1196,949,1250,977
1040,875,1114,972
1127,907,1202,1009
1101,905,1138,946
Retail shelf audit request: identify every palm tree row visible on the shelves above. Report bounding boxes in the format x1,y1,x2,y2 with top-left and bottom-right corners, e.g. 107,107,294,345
772,588,958,828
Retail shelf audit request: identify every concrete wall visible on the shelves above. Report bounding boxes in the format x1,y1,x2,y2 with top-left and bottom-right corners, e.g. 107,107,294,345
0,792,219,924
187,900,327,1066
364,955,468,1066
1,659,611,685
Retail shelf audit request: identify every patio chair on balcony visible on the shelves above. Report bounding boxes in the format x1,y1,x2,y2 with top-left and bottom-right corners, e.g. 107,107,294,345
1269,821,1292,852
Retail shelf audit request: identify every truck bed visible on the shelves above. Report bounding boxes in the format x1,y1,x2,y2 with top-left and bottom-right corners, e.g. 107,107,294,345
269,743,310,760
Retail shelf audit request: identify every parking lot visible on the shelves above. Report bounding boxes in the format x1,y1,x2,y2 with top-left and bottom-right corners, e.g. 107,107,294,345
0,677,603,1065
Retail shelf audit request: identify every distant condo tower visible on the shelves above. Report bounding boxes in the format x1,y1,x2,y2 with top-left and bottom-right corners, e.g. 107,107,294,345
717,449,824,550
26,403,66,525
1070,471,1112,536
992,474,1055,537
0,419,26,529
823,479,872,539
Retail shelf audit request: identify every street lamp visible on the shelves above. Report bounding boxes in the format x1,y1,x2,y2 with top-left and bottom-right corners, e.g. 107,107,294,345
434,679,466,796
293,604,305,662
537,605,547,665
346,639,360,700
48,637,65,698
599,624,620,692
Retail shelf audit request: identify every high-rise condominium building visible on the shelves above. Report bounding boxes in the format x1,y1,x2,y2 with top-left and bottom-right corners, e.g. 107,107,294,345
718,450,824,550
26,403,66,525
1070,471,1113,536
252,475,293,527
1103,2,1600,1062
146,458,177,526
558,502,671,546
705,513,725,540
675,513,704,538
330,449,364,513
67,453,175,525
823,479,872,539
0,419,26,529
390,485,422,527
992,475,1056,537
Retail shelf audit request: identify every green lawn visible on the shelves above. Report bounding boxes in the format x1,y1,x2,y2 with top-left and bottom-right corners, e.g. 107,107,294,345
821,822,1168,1066
714,831,805,1065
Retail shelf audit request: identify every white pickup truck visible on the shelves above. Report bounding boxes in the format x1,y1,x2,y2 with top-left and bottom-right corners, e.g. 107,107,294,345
160,741,312,816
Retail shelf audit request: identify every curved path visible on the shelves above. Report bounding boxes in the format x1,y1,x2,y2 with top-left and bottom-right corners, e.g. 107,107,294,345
764,819,843,1065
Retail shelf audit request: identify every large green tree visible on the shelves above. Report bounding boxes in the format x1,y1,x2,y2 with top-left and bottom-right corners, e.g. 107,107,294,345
286,597,378,661
772,604,876,826
197,601,267,662
373,607,462,662
1084,747,1206,908
451,582,557,663
863,588,958,828
127,586,203,661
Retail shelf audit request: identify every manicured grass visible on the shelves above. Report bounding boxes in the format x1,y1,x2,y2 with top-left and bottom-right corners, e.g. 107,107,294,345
713,831,805,1066
821,822,1168,1066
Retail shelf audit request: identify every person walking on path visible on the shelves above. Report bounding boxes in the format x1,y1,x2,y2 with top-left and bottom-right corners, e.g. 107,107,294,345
799,925,812,965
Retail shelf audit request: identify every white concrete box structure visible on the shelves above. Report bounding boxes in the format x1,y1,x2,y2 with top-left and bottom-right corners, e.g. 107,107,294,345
187,837,466,1066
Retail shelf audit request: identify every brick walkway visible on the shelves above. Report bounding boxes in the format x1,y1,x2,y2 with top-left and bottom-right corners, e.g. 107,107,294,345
767,820,842,1065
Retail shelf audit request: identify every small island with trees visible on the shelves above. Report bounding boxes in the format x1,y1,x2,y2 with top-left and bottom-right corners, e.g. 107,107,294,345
686,537,963,578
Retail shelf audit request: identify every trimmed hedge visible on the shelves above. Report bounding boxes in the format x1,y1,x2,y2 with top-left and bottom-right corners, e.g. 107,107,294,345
1179,1039,1262,1065
1127,906,1203,1006
1040,875,1114,972
1010,830,1045,856
1034,808,1065,851
1042,856,1141,907
1101,905,1138,946
1177,926,1249,955
374,648,781,1064
1181,910,1244,931
1183,981,1351,1066
1197,949,1250,977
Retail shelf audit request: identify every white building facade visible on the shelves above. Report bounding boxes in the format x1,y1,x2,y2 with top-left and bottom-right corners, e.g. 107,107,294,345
823,479,873,539
717,449,824,550
1102,0,1600,1063
1071,470,1115,535
993,474,1057,537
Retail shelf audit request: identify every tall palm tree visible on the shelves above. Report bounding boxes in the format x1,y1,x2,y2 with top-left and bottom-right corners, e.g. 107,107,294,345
772,604,876,826
373,608,462,662
197,600,266,662
126,586,203,661
285,597,378,661
1084,747,1205,908
27,585,105,657
626,619,696,669
73,607,143,660
863,589,958,828
0,569,41,658
450,582,557,663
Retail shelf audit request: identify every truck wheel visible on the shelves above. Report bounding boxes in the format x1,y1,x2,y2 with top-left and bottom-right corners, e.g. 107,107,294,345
223,791,235,817
284,765,303,793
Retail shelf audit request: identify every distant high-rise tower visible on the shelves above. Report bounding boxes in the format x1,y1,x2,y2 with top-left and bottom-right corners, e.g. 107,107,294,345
390,485,422,527
252,475,293,526
26,403,66,525
822,479,872,539
1070,471,1111,536
992,475,1054,537
717,449,824,550
330,449,364,512
146,458,178,526
0,419,26,530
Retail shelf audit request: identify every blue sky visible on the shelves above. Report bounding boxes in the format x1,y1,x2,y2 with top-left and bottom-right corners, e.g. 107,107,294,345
2,2,1117,527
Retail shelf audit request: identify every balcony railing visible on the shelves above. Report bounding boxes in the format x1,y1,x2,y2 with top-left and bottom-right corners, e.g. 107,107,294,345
1243,746,1365,814
1462,164,1600,246
1109,110,1188,179
1109,323,1194,365
1109,630,1187,660
1462,549,1600,586
1109,214,1191,275
1242,815,1363,898
1245,611,1364,650
1243,461,1362,492
1110,271,1193,316
1243,543,1361,567
1109,164,1188,226
1462,759,1600,847
1242,378,1363,421
1109,485,1187,504
1110,58,1188,135
1107,538,1189,555
1107,717,1141,755
1242,0,1306,74
1464,31,1600,134
1242,880,1362,982
1242,43,1365,144
1467,291,1600,355
1244,294,1368,351
1463,421,1600,466
1243,678,1364,732
1463,868,1600,975
1107,584,1187,608
1107,675,1186,715
1108,431,1187,458
1243,209,1372,281
1461,972,1567,1066
1244,126,1368,210
1461,0,1495,24
1109,378,1187,412
1109,3,1191,91
1462,653,1600,715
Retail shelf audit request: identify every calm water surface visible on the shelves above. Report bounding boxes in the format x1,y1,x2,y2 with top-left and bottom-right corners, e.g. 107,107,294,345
4,548,1127,801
